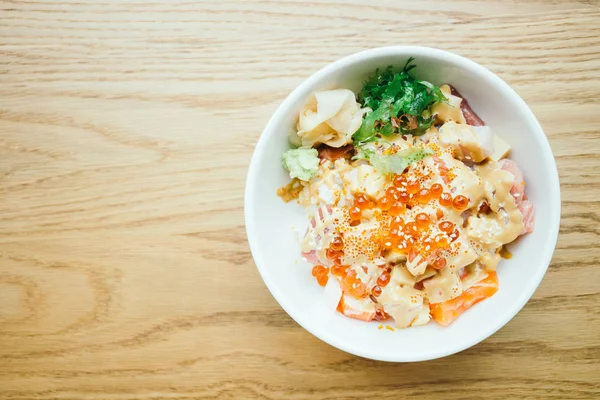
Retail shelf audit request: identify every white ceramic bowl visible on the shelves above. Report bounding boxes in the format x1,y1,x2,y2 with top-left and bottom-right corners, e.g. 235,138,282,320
245,46,560,362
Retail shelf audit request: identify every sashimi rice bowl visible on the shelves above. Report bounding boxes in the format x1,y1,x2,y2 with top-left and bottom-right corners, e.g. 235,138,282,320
245,47,560,361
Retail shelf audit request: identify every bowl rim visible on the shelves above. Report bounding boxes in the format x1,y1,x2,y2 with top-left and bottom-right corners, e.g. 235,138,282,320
244,46,561,362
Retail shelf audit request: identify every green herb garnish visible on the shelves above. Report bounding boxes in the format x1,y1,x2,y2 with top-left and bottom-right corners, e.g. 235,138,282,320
353,146,432,175
353,58,446,144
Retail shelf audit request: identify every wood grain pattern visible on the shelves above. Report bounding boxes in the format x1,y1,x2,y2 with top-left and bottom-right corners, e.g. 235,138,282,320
1,0,600,398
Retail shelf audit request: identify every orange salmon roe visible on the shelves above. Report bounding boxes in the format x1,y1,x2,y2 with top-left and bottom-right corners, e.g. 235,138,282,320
391,216,405,229
382,236,397,250
377,271,391,287
398,191,410,204
404,222,418,237
388,201,405,217
330,236,344,251
341,269,366,297
407,179,420,194
417,188,431,204
437,236,450,249
449,229,460,242
326,248,341,260
397,236,415,254
331,264,346,276
372,285,382,297
430,183,443,198
415,213,431,229
393,175,407,188
439,192,453,207
386,187,399,200
349,206,362,221
452,195,469,211
354,194,370,210
377,196,392,211
438,221,455,234
312,265,328,277
317,275,328,286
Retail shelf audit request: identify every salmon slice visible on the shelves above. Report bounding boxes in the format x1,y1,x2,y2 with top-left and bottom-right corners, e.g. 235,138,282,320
499,159,525,201
301,249,321,264
337,295,376,322
519,200,535,233
432,155,452,185
430,272,499,326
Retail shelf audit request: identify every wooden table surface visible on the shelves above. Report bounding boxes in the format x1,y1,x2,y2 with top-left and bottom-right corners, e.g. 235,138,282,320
2,1,600,399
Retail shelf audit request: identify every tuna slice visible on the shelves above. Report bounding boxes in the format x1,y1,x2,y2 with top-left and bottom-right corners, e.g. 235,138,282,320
448,85,485,126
